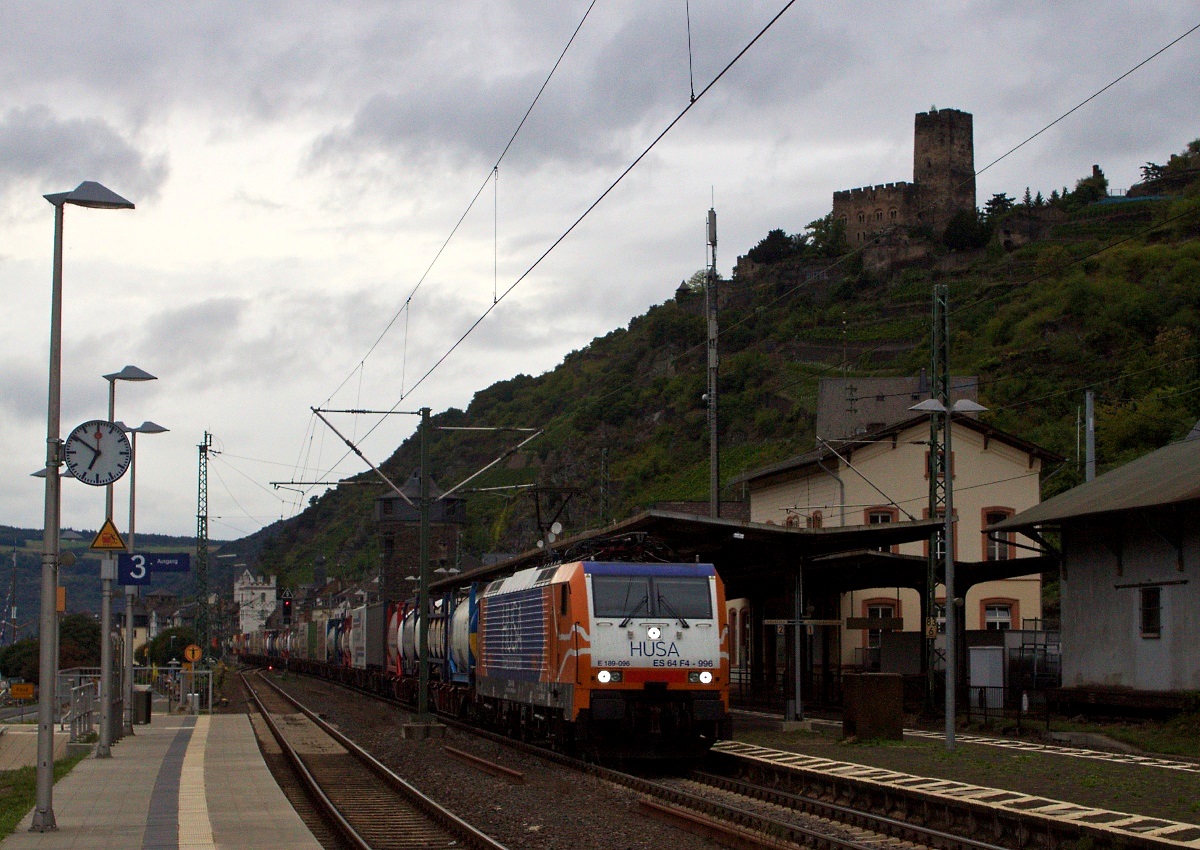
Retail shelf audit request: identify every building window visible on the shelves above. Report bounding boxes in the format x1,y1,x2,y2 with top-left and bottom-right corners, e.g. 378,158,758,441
983,508,1015,560
923,508,958,560
858,212,865,223
984,604,1012,630
875,209,883,221
864,600,899,648
865,506,899,553
1140,587,1161,638
807,510,823,529
889,208,898,220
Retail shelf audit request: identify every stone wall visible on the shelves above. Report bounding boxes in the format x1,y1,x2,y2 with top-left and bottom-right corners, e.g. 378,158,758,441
832,181,919,246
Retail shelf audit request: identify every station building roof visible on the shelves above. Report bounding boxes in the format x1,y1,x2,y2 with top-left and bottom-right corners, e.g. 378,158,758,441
991,432,1200,532
730,414,1062,490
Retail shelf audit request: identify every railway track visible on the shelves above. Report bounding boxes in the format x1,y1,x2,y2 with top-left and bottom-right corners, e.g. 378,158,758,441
241,669,507,850
252,664,1200,850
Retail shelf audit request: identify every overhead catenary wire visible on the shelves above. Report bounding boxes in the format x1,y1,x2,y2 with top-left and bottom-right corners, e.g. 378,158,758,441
385,0,799,412
321,0,599,409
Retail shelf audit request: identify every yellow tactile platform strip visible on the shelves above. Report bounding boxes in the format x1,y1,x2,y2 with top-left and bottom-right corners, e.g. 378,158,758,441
179,715,215,849
712,740,1200,848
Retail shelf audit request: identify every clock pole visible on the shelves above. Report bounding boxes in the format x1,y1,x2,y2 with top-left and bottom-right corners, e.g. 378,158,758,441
97,388,118,756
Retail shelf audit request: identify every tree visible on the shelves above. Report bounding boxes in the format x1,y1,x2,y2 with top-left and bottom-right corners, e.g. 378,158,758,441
1069,166,1108,205
983,193,1015,222
143,626,197,666
804,214,848,258
1022,187,1033,207
1141,162,1167,182
746,228,800,265
943,209,991,250
0,638,39,682
59,613,100,670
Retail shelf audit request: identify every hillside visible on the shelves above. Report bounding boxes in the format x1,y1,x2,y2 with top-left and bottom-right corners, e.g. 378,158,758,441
249,144,1200,590
0,526,217,640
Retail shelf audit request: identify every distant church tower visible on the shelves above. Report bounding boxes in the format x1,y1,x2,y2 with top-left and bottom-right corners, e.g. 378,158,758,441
912,107,975,234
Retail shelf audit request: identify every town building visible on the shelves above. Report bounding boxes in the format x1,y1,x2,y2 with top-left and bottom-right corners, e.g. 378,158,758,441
233,569,277,634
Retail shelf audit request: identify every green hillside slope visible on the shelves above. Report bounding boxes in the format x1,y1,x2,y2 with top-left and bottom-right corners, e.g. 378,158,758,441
251,146,1200,590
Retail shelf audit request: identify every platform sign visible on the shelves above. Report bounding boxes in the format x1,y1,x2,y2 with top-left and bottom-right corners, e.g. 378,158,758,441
118,553,191,586
11,682,34,700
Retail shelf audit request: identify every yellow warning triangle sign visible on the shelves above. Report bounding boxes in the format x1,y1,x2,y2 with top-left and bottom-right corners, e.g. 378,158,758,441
90,518,127,551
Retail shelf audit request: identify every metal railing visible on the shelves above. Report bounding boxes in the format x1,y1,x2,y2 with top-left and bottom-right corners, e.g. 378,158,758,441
965,685,1051,732
66,681,98,743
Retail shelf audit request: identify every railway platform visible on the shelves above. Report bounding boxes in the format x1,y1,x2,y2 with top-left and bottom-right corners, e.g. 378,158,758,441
1,712,321,850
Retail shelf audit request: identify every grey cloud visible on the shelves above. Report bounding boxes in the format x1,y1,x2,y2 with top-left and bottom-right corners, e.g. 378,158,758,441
0,105,168,202
0,358,47,423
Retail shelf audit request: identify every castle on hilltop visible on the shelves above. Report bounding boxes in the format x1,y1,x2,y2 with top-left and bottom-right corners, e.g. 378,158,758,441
832,108,976,244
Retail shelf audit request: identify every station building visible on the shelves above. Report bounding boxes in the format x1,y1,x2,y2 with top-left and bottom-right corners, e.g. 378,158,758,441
992,427,1200,710
731,411,1059,673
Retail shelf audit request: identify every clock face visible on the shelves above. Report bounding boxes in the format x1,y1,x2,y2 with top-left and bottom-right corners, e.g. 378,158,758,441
63,420,132,486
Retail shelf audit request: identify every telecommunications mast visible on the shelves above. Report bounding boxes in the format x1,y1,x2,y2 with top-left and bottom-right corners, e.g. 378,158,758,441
706,207,719,518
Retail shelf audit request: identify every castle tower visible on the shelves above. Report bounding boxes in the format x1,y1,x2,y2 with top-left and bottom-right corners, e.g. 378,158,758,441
913,108,975,234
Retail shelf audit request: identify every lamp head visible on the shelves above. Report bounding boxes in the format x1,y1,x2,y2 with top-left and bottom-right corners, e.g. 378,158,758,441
909,399,946,413
103,365,156,383
133,421,169,434
44,181,134,210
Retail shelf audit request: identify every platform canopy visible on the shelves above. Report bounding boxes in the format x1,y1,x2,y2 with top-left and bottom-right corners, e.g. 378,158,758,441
436,509,947,595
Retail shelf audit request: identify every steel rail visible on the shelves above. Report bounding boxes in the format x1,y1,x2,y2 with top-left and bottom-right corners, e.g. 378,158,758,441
248,669,508,850
241,670,371,850
688,770,1011,850
251,665,938,850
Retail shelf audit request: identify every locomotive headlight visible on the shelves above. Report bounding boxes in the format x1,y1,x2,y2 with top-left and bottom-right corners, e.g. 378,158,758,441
597,669,622,684
699,671,713,684
647,626,661,640
688,671,714,684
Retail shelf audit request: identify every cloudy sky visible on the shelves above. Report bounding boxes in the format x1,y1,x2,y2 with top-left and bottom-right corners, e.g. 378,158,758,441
0,2,1196,541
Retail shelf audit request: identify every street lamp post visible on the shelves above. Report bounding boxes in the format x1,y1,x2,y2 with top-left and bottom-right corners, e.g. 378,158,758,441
910,397,987,751
97,367,155,757
33,182,133,832
116,420,168,734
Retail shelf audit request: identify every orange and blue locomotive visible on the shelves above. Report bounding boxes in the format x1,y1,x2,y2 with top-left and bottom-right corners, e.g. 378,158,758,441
241,560,731,759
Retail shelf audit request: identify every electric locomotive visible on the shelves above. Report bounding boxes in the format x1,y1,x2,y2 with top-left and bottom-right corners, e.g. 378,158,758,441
239,559,731,760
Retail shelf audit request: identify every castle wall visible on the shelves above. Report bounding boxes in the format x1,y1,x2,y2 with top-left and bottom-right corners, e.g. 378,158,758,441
913,108,975,233
829,108,977,248
832,181,919,245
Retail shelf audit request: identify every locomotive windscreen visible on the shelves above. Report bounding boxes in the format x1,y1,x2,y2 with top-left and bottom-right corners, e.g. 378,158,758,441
654,577,712,619
591,575,712,619
591,576,648,618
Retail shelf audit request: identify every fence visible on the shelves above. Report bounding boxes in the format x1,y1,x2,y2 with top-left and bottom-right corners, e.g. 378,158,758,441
965,685,1051,732
56,664,214,737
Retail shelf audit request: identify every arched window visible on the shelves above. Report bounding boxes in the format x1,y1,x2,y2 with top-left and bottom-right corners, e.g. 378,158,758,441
889,208,898,220
875,209,883,221
857,212,865,223
807,510,823,529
